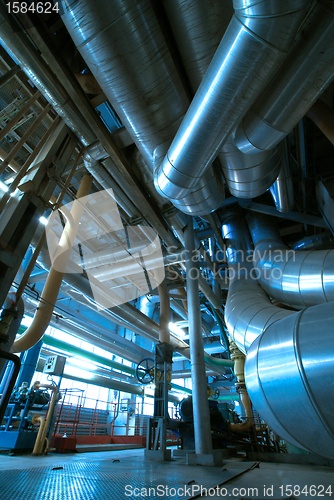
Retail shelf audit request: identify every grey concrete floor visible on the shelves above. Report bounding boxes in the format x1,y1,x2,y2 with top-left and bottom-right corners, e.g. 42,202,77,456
0,449,333,499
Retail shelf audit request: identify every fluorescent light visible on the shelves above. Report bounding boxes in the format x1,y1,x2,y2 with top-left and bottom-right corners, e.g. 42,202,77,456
40,216,48,225
169,322,185,338
0,181,8,192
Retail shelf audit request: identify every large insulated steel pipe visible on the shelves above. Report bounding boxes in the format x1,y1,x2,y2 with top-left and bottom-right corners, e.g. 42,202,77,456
247,213,334,309
234,0,334,154
154,0,309,201
184,217,213,455
222,213,294,353
245,303,334,459
61,0,189,170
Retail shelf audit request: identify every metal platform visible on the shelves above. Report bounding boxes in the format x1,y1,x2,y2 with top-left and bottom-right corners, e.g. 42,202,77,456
0,455,257,500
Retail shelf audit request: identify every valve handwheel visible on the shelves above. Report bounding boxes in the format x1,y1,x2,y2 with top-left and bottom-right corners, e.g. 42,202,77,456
136,358,155,384
212,388,220,400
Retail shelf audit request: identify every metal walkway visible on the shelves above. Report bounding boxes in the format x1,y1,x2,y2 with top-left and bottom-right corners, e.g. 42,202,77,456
0,455,257,500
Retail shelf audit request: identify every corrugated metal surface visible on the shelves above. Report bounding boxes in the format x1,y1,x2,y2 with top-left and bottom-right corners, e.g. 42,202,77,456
0,458,257,500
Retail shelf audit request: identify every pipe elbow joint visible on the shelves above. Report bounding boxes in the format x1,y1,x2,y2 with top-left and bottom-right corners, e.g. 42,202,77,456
154,159,198,201
234,111,287,155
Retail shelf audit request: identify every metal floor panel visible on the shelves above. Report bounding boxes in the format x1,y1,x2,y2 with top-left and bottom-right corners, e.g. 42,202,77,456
0,457,257,500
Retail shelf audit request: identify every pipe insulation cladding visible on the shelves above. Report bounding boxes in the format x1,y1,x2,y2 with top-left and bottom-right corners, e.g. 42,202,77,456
222,213,334,459
154,0,310,201
234,0,334,154
247,213,334,309
245,304,334,459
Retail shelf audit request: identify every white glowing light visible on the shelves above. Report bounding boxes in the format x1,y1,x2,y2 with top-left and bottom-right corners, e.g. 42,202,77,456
0,181,8,192
169,322,185,338
40,216,49,225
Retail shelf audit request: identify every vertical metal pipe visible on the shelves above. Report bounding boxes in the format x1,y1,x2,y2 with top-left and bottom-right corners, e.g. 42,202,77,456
0,351,21,424
184,216,212,455
15,339,43,389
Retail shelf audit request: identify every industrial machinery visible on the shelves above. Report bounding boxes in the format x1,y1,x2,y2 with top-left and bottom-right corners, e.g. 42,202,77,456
0,381,54,452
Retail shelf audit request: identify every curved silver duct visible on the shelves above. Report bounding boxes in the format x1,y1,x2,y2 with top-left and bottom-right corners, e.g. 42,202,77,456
222,213,294,354
218,139,282,199
0,3,96,146
245,303,334,459
234,0,334,154
269,141,294,213
247,213,334,309
154,0,309,201
292,232,334,251
61,0,189,170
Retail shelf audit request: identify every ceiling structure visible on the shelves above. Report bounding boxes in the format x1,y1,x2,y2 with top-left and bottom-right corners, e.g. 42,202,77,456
0,0,334,458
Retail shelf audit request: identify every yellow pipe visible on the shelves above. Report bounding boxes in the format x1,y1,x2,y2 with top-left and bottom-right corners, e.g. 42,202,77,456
228,341,253,432
31,382,58,455
31,414,46,455
12,174,93,353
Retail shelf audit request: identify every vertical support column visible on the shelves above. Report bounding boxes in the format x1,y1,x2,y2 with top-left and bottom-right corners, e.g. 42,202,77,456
184,216,213,456
15,339,43,390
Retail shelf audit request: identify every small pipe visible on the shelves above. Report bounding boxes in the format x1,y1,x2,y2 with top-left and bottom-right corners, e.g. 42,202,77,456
31,414,46,455
12,174,93,352
15,148,84,303
228,342,252,432
31,382,58,455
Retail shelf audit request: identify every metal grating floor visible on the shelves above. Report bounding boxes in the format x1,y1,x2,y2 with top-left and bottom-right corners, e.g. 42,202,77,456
0,456,257,500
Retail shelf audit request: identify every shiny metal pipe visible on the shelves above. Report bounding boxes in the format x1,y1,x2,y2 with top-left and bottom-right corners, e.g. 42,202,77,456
219,139,282,199
163,0,233,94
154,0,309,200
171,164,225,216
61,0,189,169
222,213,294,353
184,217,213,455
292,232,334,251
245,303,334,459
0,3,96,146
248,213,334,309
235,0,334,154
269,141,294,213
161,0,230,216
